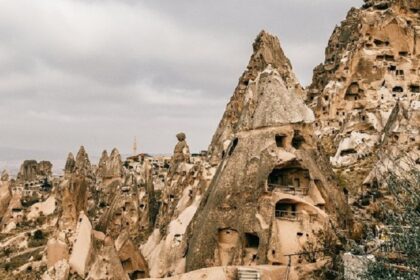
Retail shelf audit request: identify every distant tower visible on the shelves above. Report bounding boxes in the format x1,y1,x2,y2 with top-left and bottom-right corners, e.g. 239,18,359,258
133,137,137,156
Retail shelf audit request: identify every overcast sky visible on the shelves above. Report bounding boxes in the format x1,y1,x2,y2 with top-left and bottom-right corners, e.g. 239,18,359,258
0,0,362,172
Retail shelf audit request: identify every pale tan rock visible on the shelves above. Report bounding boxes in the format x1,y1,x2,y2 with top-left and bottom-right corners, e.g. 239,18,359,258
115,231,149,278
185,32,351,273
74,146,93,178
0,178,11,221
69,212,93,277
86,242,129,280
208,30,306,163
64,152,76,178
308,0,420,191
43,260,70,280
46,232,69,268
173,133,190,165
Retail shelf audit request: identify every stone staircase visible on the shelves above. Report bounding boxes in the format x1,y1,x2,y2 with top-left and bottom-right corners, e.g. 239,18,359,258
237,267,261,280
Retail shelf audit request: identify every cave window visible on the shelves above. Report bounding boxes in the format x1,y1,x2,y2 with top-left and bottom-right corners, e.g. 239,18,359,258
268,165,310,195
399,51,408,57
409,84,419,93
396,70,404,76
389,65,396,71
275,200,297,219
245,233,260,249
131,271,146,279
373,39,384,46
345,82,361,101
385,55,394,61
340,148,357,157
275,134,286,148
392,86,403,93
121,259,132,271
227,138,239,156
292,131,304,149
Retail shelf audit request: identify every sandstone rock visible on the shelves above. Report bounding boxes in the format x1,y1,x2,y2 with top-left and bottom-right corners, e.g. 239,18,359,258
173,133,190,165
107,148,123,179
308,0,420,191
74,146,93,178
27,195,56,220
1,193,23,230
0,178,11,221
115,231,149,278
46,232,69,268
1,170,9,181
96,150,109,179
64,152,76,177
59,176,89,230
208,30,306,163
17,160,38,181
86,239,129,280
69,212,93,277
38,160,53,176
185,32,351,272
43,260,70,280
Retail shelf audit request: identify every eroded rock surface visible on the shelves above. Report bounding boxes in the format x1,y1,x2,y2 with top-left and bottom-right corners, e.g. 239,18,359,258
308,0,420,192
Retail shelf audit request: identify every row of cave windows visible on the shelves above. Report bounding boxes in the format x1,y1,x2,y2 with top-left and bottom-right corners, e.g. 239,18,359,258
314,84,418,107
223,132,304,158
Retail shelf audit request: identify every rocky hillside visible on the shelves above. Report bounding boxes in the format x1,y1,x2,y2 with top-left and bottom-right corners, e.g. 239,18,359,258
0,1,418,279
308,0,419,193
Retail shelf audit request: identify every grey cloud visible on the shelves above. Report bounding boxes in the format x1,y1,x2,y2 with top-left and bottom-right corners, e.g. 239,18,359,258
0,0,363,173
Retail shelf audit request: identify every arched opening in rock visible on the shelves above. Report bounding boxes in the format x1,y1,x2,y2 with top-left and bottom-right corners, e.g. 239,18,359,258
275,199,298,220
243,233,259,265
345,82,362,101
217,228,239,266
267,161,310,195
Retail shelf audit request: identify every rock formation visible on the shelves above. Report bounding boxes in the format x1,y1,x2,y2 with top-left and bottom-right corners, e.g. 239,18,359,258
17,160,53,181
69,212,93,277
96,150,109,179
115,231,149,278
0,172,11,221
208,30,306,164
185,32,351,272
308,0,420,192
1,2,418,279
141,133,216,277
64,152,76,177
74,146,94,179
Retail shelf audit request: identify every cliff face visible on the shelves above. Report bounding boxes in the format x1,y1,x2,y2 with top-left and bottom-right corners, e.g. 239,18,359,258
308,0,420,191
185,33,351,273
208,31,305,164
